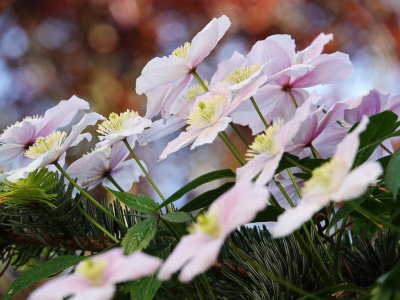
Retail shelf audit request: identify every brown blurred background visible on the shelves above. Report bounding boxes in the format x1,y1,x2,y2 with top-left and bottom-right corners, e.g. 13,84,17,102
1,0,400,298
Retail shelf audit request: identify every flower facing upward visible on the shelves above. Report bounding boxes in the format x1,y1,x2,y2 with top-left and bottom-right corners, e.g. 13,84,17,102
28,248,162,300
186,95,228,130
271,117,383,238
96,110,152,149
158,180,269,282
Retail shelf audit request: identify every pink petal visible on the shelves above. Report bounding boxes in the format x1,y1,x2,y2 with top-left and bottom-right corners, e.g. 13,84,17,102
344,89,386,124
209,51,247,87
138,117,186,146
296,33,333,63
190,117,231,149
109,141,129,168
236,153,271,183
331,162,382,202
106,159,144,191
187,15,231,67
71,285,115,300
255,152,283,186
159,129,202,160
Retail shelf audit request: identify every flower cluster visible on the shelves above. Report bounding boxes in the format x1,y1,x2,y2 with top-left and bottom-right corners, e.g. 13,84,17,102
2,15,398,300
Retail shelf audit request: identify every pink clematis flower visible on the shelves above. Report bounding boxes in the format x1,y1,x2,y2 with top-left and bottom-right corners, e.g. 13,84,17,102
0,96,89,171
67,141,145,191
136,15,231,119
236,93,317,186
7,112,104,183
231,33,352,133
159,79,266,160
158,180,269,282
28,248,162,300
271,117,382,238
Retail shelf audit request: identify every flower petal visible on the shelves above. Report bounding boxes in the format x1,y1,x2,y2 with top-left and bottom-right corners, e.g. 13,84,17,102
71,285,115,300
138,117,186,146
296,33,333,63
159,129,202,160
190,117,231,149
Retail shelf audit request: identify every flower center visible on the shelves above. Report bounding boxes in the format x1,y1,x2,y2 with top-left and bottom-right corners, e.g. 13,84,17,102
25,131,67,159
303,158,346,193
76,258,107,285
225,65,261,85
186,81,208,101
246,120,283,159
189,212,221,238
186,94,227,129
23,114,42,121
97,110,139,136
172,42,191,59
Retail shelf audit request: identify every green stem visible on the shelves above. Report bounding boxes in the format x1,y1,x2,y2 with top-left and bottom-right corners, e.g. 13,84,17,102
221,131,246,162
309,143,322,158
200,274,216,300
287,88,298,108
191,70,209,92
194,278,207,300
230,122,250,146
122,140,169,209
106,175,124,192
75,205,119,243
54,161,127,231
218,133,244,166
283,155,311,173
250,96,269,129
333,216,348,279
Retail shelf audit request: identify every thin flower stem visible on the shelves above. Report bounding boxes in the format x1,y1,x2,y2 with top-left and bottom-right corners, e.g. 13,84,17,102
283,155,311,173
230,122,250,146
274,179,331,278
122,139,169,208
75,205,120,243
287,169,302,197
194,279,207,300
309,143,322,158
218,133,244,166
287,88,299,108
106,175,124,192
191,70,209,92
221,131,246,162
380,143,393,154
200,274,217,300
54,161,128,231
250,96,269,129
333,216,349,279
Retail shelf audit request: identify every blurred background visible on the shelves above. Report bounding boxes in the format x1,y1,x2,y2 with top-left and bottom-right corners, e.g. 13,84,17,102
1,0,400,298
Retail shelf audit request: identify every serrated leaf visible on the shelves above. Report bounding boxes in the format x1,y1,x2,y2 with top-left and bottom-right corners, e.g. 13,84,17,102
353,111,399,167
156,169,236,210
161,212,192,223
4,255,85,300
107,188,158,213
385,148,400,201
124,274,161,300
122,218,158,254
180,182,235,212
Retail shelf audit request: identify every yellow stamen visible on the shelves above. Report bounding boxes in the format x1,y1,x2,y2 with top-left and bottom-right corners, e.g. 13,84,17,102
186,81,208,100
172,42,191,59
246,119,283,159
76,258,107,285
97,110,139,136
23,114,42,121
225,65,261,85
186,94,227,129
188,211,221,238
25,131,67,159
303,158,346,193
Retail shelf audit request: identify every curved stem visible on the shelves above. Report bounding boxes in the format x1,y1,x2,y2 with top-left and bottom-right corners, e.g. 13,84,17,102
250,96,269,129
309,143,322,158
221,131,246,162
191,70,209,92
106,175,124,192
218,133,244,166
230,122,250,146
287,88,298,108
54,162,127,231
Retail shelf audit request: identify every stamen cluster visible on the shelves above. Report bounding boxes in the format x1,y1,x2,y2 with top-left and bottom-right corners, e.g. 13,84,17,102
225,65,261,84
25,131,67,159
97,110,139,136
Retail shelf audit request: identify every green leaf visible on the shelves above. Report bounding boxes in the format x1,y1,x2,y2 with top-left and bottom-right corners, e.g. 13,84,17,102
156,169,236,210
276,154,326,174
371,263,400,300
122,218,158,254
353,111,399,167
326,198,365,231
253,205,282,222
161,212,192,223
124,274,162,300
4,255,85,300
180,182,235,212
385,148,400,201
107,188,158,213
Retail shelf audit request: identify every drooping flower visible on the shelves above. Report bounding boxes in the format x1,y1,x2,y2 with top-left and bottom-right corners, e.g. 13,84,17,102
96,110,152,149
7,112,104,183
236,93,317,185
67,141,145,191
0,96,89,171
231,33,352,134
28,248,162,300
159,79,266,160
136,15,231,119
270,117,382,238
158,180,269,282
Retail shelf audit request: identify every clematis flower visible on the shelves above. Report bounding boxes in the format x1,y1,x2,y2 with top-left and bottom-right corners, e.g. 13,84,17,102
96,110,152,149
138,117,186,146
270,117,382,238
67,142,145,191
158,180,269,282
28,248,162,300
0,96,89,171
136,15,231,119
159,79,266,160
7,112,104,183
231,33,352,133
236,93,317,185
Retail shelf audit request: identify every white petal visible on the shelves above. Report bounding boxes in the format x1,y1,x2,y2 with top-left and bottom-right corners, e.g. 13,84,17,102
190,117,231,149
